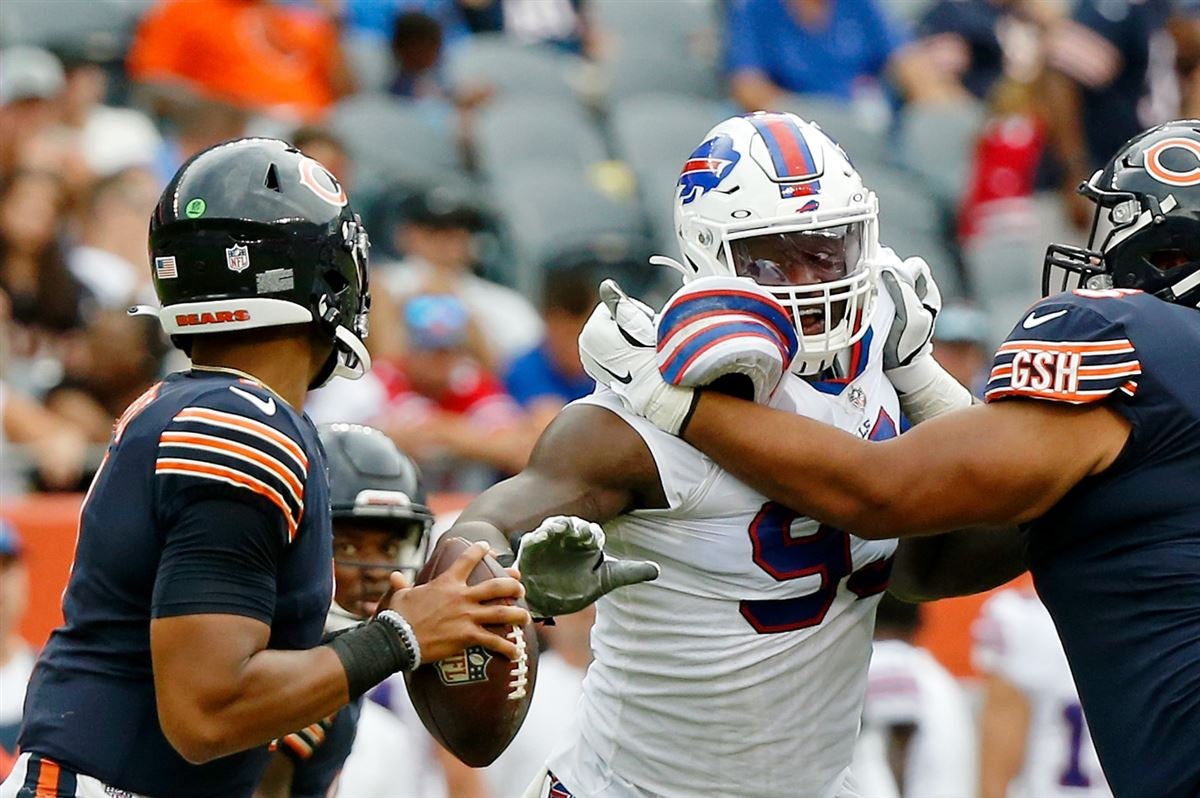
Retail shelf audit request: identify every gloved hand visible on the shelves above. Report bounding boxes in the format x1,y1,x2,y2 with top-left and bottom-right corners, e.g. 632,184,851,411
655,276,798,403
515,516,660,618
878,251,943,394
579,280,697,434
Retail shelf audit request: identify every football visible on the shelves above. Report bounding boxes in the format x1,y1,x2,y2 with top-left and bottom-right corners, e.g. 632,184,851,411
404,536,539,767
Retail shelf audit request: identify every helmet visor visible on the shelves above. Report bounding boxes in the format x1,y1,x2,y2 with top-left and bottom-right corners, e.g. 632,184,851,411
730,224,864,288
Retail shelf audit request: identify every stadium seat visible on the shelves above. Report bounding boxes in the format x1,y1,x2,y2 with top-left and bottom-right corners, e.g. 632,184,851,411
609,94,729,179
491,166,646,296
896,102,987,208
590,0,717,41
328,94,462,189
605,49,720,101
342,32,394,94
776,95,890,170
867,164,946,238
445,34,583,101
0,0,146,53
963,231,1043,341
474,96,608,183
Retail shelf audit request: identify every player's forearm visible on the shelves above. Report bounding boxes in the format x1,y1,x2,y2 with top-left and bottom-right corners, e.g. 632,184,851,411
157,643,350,764
681,393,1021,537
682,391,918,536
890,527,1027,602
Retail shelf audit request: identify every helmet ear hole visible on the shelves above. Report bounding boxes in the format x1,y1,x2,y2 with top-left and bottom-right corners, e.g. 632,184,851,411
325,270,350,296
1147,249,1191,270
263,164,281,192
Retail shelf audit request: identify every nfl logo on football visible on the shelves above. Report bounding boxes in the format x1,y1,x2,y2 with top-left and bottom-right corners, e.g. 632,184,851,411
225,244,251,273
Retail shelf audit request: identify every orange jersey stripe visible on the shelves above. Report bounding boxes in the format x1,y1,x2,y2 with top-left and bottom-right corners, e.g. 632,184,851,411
156,459,298,540
174,407,307,468
985,386,1109,404
35,758,60,796
160,431,304,500
1077,361,1143,377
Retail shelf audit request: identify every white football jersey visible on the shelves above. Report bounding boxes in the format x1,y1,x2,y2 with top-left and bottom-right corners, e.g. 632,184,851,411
973,590,1113,798
856,640,978,798
547,294,902,798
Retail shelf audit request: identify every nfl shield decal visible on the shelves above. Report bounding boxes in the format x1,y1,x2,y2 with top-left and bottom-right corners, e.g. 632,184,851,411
225,244,251,273
434,645,492,686
678,134,741,205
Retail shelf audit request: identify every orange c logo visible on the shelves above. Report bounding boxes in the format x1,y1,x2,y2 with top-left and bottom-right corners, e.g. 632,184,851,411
1145,137,1200,187
298,157,348,208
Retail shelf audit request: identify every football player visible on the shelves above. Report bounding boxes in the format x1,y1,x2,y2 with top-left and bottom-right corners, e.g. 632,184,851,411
257,423,435,798
2,139,528,798
438,112,981,798
581,120,1200,798
973,589,1112,798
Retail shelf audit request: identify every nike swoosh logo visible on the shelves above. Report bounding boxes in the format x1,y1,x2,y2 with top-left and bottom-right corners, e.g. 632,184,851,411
597,363,633,384
229,385,277,416
1022,309,1068,329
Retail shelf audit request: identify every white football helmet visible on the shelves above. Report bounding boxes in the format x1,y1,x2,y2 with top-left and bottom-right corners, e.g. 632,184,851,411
655,112,879,376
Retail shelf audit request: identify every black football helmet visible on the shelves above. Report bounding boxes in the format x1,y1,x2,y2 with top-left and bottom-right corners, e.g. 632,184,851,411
320,422,433,580
134,138,371,387
1044,120,1200,308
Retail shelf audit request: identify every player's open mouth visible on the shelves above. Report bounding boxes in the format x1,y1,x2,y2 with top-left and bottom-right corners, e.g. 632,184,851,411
797,307,826,335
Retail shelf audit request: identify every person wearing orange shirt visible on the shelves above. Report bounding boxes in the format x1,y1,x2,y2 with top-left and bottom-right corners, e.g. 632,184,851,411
128,0,355,122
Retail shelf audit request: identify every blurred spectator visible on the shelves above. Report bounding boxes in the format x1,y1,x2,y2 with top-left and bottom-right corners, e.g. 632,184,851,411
68,167,159,310
292,125,354,190
58,49,164,181
0,46,67,177
855,595,977,798
45,308,165,448
383,186,543,368
461,0,587,53
1040,0,1175,227
375,295,532,491
0,381,88,495
932,303,992,395
973,589,1112,798
0,523,33,776
127,0,356,123
725,0,964,111
389,12,448,99
342,0,471,43
504,267,596,429
151,97,248,188
0,170,85,357
485,605,594,796
914,0,1057,104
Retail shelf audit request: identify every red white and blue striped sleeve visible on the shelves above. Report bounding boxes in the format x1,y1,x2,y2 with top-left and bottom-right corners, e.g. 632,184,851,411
156,398,308,541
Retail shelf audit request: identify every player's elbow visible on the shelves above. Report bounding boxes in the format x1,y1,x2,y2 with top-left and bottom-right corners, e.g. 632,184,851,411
159,707,239,764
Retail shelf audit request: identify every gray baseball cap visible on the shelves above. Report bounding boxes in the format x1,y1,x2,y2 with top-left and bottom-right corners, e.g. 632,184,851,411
0,46,65,105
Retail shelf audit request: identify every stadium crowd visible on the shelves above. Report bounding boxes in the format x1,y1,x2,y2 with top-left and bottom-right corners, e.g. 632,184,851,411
2,0,1198,795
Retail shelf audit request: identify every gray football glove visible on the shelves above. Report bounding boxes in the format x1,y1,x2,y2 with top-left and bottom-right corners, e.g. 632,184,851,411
515,515,660,618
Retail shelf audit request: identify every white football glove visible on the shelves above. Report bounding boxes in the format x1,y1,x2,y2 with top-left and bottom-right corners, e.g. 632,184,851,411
579,280,697,435
655,276,798,404
877,249,973,421
878,250,943,394
515,516,660,618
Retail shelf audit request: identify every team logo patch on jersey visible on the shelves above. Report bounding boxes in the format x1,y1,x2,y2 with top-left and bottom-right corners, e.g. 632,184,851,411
434,646,492,686
848,386,866,410
679,134,741,205
225,244,251,273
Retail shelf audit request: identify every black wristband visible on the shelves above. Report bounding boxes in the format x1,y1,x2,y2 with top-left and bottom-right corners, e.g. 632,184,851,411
325,619,414,700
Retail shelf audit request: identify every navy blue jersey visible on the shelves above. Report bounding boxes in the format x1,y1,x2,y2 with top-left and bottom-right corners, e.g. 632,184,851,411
19,368,333,797
985,289,1200,798
283,698,362,798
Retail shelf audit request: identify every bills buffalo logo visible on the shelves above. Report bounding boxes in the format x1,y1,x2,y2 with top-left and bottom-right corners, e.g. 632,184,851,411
679,134,741,205
434,645,492,686
175,309,251,327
